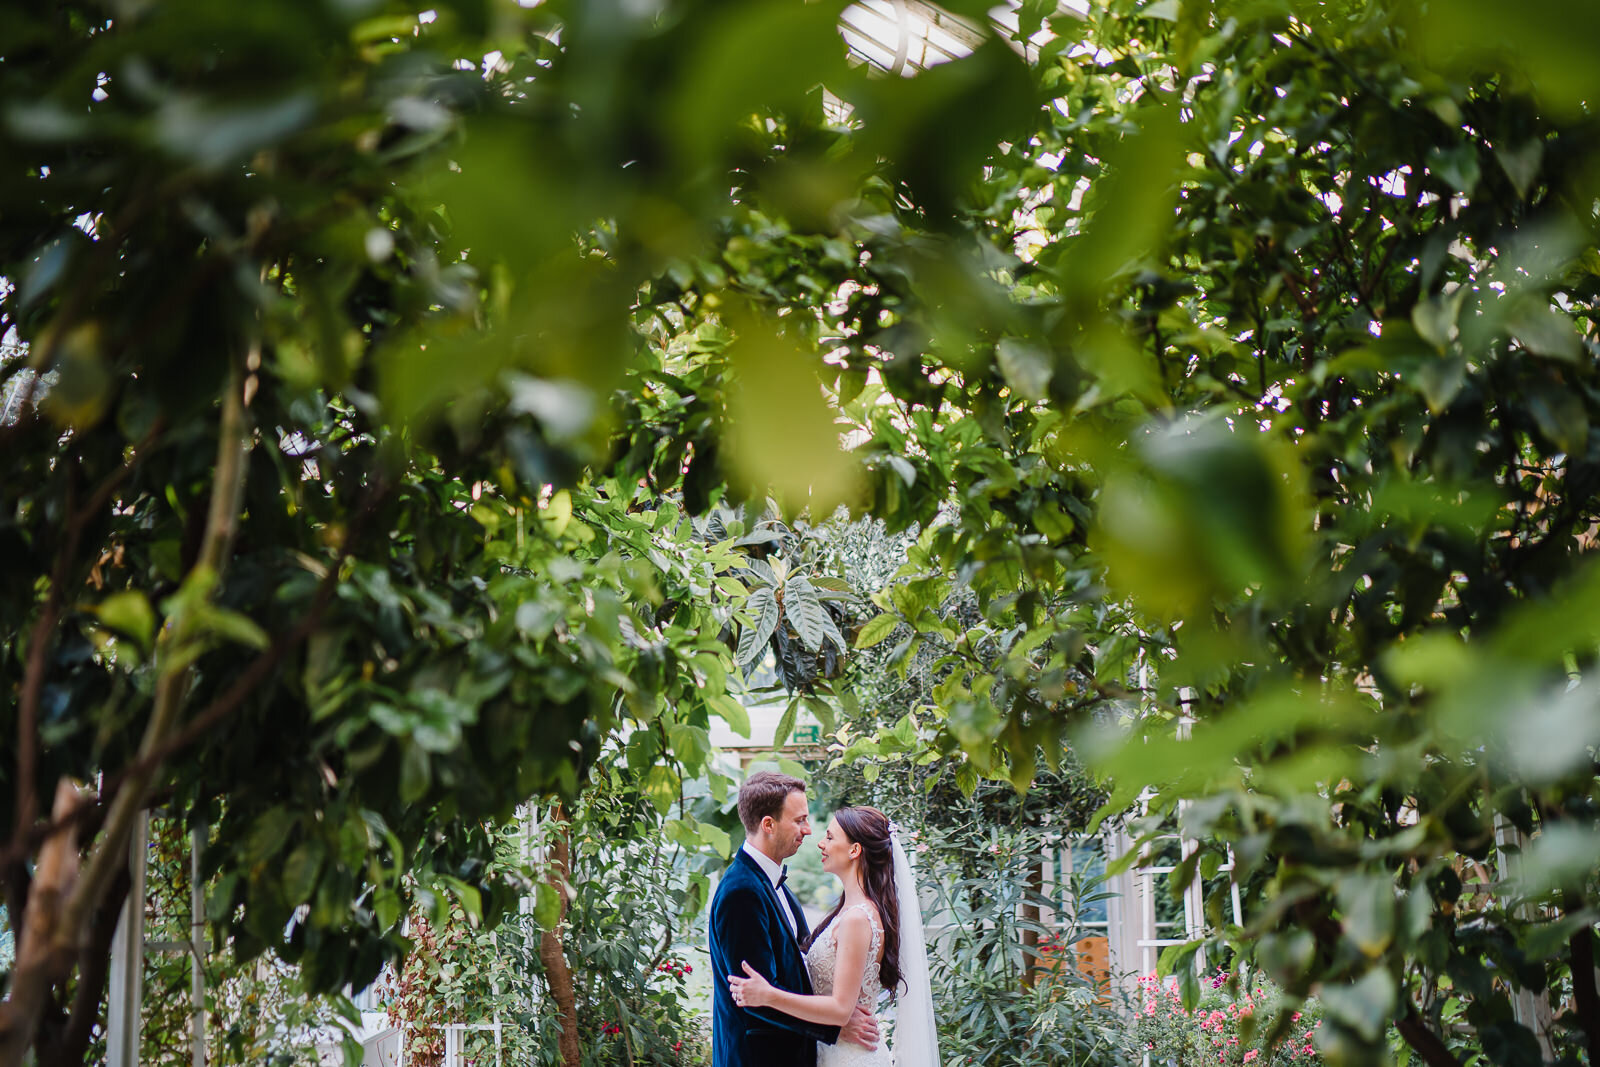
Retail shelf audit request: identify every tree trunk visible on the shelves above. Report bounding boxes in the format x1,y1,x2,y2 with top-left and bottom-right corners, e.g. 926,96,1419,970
37,863,131,1067
538,804,581,1067
1567,905,1600,1063
0,781,87,1066
1020,859,1043,988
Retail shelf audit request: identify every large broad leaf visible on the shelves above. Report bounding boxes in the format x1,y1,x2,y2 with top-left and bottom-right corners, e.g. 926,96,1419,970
742,557,779,587
820,612,848,654
784,576,827,652
736,586,780,665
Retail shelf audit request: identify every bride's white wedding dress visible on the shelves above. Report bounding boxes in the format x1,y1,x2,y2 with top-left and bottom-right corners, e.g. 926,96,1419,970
807,903,893,1066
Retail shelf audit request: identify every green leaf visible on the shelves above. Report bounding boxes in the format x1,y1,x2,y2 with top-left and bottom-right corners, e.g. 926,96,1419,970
1427,143,1481,195
374,888,401,932
1496,138,1544,199
667,722,712,771
94,590,156,649
700,821,732,857
996,337,1054,401
1526,381,1589,455
643,765,681,815
399,741,431,804
1518,822,1600,893
855,613,899,649
1411,291,1462,351
1177,955,1201,1012
192,601,271,651
775,757,809,781
206,873,238,924
773,699,799,749
784,575,827,652
1337,874,1396,958
737,586,780,665
533,882,562,931
281,839,325,905
1257,928,1315,987
1320,968,1397,1043
245,808,296,865
721,312,860,510
708,693,752,739
1507,302,1582,361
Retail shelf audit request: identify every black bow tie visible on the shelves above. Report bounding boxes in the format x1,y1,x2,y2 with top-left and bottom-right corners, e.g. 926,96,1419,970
776,866,788,890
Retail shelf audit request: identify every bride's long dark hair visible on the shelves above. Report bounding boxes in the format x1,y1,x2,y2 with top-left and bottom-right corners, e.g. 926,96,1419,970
802,806,902,995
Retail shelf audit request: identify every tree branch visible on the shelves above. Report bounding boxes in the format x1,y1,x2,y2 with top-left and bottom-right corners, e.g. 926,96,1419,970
0,782,89,1066
52,374,249,963
0,479,384,878
36,863,130,1067
0,373,243,1067
1396,1005,1463,1067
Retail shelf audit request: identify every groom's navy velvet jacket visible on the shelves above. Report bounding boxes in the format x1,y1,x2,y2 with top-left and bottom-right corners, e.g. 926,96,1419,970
710,848,842,1067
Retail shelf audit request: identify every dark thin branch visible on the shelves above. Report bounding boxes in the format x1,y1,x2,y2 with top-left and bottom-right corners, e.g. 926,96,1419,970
1566,888,1600,1062
0,480,386,875
12,469,78,868
10,422,166,868
1396,1005,1464,1067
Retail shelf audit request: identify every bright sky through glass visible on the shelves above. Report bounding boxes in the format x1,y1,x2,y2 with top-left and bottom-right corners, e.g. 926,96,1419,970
839,0,1088,75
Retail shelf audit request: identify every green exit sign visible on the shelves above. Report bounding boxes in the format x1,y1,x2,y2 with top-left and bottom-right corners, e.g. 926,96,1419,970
791,724,821,744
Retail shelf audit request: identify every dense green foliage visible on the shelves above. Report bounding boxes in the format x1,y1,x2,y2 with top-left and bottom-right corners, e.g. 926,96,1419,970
6,0,1600,1064
832,4,1600,1065
0,0,1022,1058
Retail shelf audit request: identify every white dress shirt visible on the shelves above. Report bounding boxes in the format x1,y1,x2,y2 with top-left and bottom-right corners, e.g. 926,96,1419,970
742,841,798,938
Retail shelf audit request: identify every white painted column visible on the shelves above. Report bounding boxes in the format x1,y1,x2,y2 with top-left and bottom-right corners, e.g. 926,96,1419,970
190,823,207,1067
106,812,148,1067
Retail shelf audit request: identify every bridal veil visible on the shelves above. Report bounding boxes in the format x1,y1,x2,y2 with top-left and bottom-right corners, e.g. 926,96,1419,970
888,827,940,1067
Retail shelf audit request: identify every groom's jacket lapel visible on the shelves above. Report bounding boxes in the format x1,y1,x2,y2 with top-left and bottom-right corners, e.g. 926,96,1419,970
783,882,810,945
735,848,802,950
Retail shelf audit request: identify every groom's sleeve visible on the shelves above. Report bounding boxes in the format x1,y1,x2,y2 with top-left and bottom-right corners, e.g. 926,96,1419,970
713,884,843,1046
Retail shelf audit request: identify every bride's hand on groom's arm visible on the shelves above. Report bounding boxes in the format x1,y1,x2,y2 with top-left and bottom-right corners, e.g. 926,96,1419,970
728,961,777,1008
728,963,880,1050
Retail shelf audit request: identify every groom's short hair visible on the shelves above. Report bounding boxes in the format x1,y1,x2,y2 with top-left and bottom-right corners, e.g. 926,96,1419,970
738,770,806,833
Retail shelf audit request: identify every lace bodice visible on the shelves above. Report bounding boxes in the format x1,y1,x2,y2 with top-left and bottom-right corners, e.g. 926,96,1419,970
805,902,883,1006
806,903,893,1066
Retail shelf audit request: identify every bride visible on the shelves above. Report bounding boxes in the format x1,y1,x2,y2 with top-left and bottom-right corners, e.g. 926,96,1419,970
727,806,940,1067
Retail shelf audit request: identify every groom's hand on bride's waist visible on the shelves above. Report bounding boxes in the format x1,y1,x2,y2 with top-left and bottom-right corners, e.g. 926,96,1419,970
840,1005,879,1051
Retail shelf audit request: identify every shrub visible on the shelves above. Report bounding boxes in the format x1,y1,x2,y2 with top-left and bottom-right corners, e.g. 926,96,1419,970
1132,971,1325,1067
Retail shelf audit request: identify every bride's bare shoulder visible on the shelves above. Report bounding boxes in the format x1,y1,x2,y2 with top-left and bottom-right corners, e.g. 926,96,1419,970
835,905,875,940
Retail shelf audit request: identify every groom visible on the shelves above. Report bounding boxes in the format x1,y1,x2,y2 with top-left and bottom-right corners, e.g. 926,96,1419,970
709,771,880,1067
